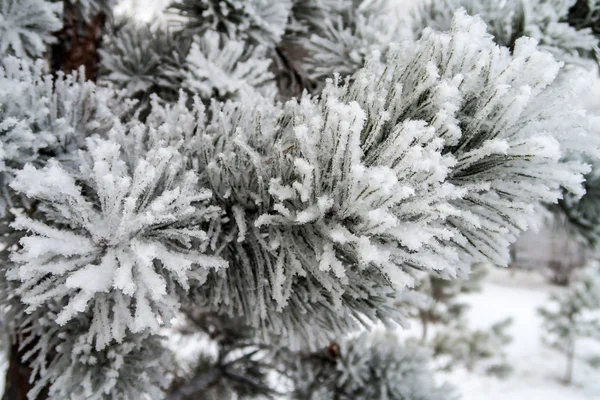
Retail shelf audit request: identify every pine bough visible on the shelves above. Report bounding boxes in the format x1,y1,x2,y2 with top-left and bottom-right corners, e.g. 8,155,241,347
0,1,598,398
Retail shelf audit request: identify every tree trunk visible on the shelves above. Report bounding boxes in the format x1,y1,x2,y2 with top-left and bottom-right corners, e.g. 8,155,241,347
3,3,107,397
3,343,33,400
50,4,106,80
564,337,575,385
421,318,429,344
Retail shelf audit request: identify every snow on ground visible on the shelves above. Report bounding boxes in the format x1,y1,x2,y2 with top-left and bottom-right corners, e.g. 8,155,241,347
440,268,600,400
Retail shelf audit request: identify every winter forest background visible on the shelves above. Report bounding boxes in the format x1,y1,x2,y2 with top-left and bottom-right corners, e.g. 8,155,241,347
1,0,600,399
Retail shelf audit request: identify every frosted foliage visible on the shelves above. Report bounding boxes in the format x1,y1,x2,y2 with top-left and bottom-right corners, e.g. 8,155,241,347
1,283,170,400
568,0,600,39
0,57,121,216
9,138,225,349
526,0,598,65
560,157,600,246
287,0,341,30
67,0,118,19
293,331,456,400
413,0,598,67
186,85,460,344
428,318,513,375
339,11,590,267
155,12,590,348
300,0,409,82
172,0,293,45
99,22,188,105
38,331,169,400
539,262,600,351
185,31,274,99
0,0,62,58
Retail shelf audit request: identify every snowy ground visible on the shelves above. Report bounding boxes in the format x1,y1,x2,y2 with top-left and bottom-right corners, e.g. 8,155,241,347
435,268,600,400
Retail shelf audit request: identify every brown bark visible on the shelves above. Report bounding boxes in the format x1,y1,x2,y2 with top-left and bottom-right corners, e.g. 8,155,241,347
2,336,48,400
50,5,106,80
3,3,108,398
3,344,33,400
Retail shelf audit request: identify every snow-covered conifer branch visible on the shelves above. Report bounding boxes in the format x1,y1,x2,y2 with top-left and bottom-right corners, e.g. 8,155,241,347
0,0,62,59
413,0,598,66
171,0,293,46
139,12,593,349
99,20,189,112
338,11,591,267
291,331,456,400
295,0,408,84
185,30,275,100
0,57,126,216
9,137,225,349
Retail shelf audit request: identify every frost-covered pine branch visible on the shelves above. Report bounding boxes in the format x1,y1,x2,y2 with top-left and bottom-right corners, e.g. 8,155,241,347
412,0,599,67
0,0,63,59
339,11,591,268
0,56,127,217
98,20,190,115
170,0,293,47
99,14,277,114
287,0,409,85
163,12,591,348
290,331,457,400
8,135,226,349
184,30,275,100
0,2,599,398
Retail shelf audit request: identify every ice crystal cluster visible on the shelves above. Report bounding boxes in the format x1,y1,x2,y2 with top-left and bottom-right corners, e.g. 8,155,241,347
0,0,599,398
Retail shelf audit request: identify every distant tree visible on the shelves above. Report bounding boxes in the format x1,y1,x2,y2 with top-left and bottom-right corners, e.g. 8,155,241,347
410,264,513,377
539,262,600,384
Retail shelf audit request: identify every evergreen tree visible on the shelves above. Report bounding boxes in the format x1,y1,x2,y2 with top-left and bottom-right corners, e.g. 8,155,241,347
0,0,597,398
409,264,514,376
414,263,488,343
428,317,513,377
538,262,600,384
